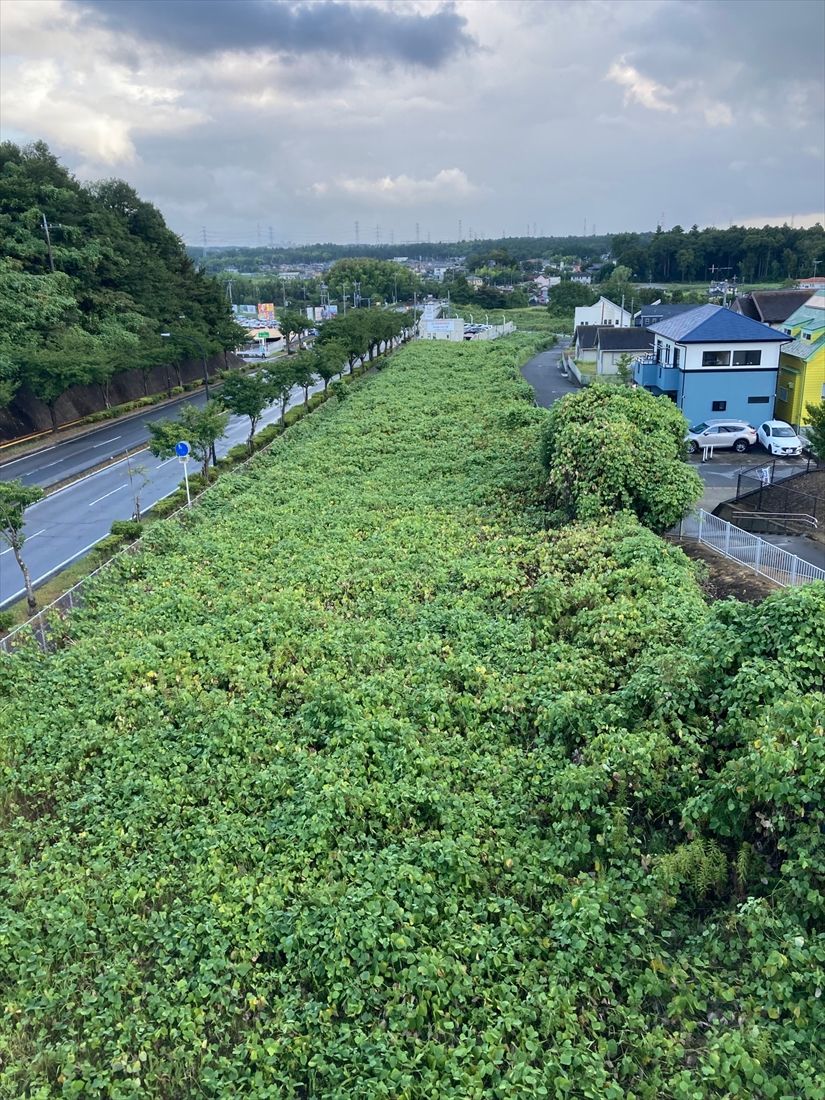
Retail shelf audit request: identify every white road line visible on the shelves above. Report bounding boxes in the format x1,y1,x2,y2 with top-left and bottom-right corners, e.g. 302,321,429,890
88,484,127,507
1,537,112,607
28,448,150,507
157,457,177,468
0,528,46,556
91,435,122,448
36,458,65,471
0,442,59,468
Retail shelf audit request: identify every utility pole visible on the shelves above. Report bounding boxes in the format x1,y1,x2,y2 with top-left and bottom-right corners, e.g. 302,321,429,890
268,225,274,248
813,259,822,277
41,212,55,273
201,226,207,261
416,222,420,246
354,220,360,246
458,219,462,242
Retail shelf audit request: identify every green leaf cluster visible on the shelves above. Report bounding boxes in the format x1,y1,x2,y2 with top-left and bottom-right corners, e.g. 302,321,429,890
0,141,242,415
0,335,822,1098
540,383,703,531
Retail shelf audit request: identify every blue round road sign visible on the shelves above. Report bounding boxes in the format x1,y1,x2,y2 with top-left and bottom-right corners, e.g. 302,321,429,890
175,441,190,457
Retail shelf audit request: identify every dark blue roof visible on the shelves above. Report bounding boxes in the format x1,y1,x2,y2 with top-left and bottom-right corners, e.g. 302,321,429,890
648,304,789,343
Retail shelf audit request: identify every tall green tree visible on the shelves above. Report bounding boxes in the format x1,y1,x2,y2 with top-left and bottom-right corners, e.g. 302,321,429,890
147,401,229,482
804,400,825,458
290,351,317,407
315,340,345,390
264,359,300,423
0,480,44,613
219,372,273,452
277,310,308,355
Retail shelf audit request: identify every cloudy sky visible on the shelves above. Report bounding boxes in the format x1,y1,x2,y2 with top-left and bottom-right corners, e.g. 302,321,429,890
2,0,823,247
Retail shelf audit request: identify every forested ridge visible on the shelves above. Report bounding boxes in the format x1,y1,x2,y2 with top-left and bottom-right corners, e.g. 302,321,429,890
0,141,240,425
0,336,822,1098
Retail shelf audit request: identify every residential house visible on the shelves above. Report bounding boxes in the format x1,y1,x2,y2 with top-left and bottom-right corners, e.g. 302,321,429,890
466,275,483,290
732,289,812,329
574,296,632,329
570,325,599,363
796,276,825,291
570,272,592,285
634,302,696,328
595,327,653,375
773,291,825,427
632,305,789,424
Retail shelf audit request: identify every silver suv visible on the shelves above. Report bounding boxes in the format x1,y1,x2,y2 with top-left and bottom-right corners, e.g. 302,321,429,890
685,420,757,454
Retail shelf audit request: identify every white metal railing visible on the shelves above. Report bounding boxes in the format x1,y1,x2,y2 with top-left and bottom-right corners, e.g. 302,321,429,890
730,511,818,529
696,509,825,587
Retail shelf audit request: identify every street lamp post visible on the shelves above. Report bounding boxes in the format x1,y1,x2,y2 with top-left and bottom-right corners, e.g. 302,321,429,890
161,331,217,465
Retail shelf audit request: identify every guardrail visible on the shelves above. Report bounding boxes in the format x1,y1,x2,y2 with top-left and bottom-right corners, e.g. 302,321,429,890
696,509,825,587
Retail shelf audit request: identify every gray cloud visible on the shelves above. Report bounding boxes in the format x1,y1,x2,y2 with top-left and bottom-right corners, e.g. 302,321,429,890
69,0,475,68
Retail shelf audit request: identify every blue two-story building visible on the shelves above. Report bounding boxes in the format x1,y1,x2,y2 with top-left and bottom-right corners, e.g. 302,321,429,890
632,305,789,425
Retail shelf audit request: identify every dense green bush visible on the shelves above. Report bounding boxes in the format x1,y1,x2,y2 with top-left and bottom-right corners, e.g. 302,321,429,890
109,519,143,541
0,335,822,1098
540,383,703,531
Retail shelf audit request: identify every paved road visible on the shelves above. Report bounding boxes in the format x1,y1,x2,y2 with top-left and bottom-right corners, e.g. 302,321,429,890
0,342,288,490
0,374,328,608
519,341,578,406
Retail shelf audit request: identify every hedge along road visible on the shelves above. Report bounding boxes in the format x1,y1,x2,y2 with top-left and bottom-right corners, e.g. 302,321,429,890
0,373,330,609
0,348,294,491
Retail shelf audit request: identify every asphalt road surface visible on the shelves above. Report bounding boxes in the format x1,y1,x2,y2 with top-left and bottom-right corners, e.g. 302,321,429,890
0,374,328,608
0,343,290,491
519,341,578,407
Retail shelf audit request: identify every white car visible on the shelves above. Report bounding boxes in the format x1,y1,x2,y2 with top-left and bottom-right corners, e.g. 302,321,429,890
757,420,804,457
685,420,757,454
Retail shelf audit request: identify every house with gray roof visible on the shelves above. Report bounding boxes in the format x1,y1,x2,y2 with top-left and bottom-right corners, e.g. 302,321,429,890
731,289,811,328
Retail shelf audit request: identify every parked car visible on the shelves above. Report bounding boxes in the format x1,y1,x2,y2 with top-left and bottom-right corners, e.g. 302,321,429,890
756,420,805,457
685,420,757,454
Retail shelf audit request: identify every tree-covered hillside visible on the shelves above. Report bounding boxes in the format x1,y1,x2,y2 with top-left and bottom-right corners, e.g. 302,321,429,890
0,141,241,426
1,337,822,1097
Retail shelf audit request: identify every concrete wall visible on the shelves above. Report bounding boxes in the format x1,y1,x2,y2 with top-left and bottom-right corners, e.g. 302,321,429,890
0,351,237,441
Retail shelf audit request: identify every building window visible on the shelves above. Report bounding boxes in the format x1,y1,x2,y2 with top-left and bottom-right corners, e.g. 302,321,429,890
673,347,681,368
747,396,770,404
732,350,762,366
778,386,788,402
711,400,727,412
803,332,812,340
702,350,731,366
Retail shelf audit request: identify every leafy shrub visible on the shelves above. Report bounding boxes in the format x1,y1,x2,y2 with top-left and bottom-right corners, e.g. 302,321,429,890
540,383,703,531
0,609,15,632
1,335,821,1099
109,519,142,541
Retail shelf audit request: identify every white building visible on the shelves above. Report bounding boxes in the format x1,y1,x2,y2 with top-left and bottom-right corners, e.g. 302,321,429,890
574,296,632,329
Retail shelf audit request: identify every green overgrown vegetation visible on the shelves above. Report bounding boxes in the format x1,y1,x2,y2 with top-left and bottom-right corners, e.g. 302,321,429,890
0,141,243,427
1,336,823,1098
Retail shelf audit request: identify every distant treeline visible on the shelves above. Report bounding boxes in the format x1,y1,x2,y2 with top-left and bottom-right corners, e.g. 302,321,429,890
192,235,615,272
194,223,825,285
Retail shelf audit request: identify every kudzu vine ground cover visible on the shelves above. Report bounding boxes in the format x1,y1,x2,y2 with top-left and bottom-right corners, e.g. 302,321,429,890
1,335,823,1098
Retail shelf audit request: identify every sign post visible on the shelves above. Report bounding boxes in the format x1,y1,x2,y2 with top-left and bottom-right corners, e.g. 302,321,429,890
175,441,192,508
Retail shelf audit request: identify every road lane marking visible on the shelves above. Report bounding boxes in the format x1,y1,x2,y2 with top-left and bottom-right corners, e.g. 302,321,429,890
1,538,111,608
0,528,46,556
28,449,151,507
157,457,177,468
88,484,127,506
35,458,65,471
92,435,122,448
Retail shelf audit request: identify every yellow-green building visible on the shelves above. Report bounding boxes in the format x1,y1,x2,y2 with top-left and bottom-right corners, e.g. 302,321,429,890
774,290,825,427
